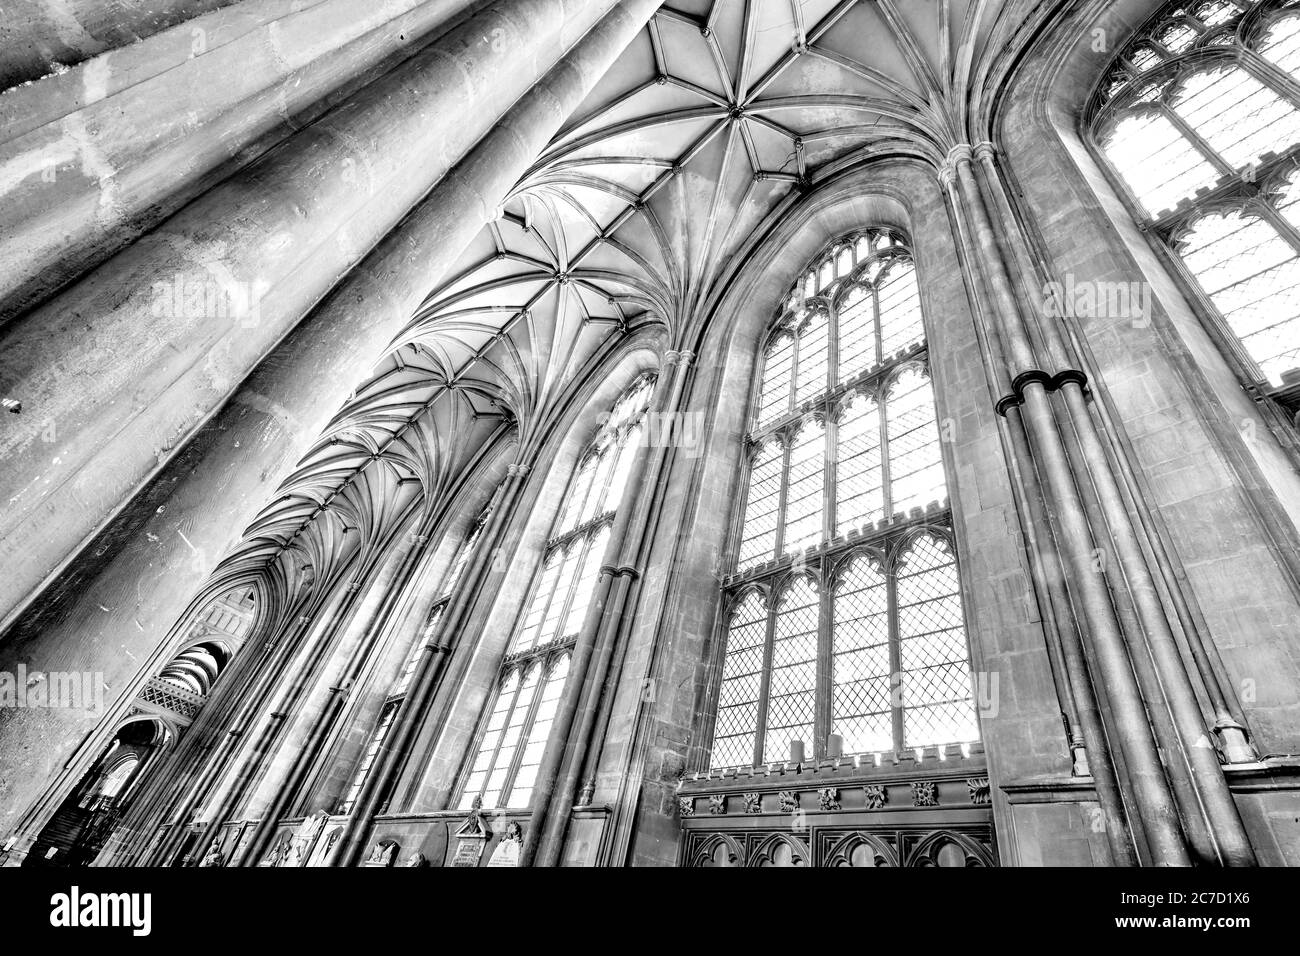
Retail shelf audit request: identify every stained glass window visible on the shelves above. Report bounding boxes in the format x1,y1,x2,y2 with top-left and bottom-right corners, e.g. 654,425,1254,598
1092,0,1300,386
710,232,979,768
456,376,655,809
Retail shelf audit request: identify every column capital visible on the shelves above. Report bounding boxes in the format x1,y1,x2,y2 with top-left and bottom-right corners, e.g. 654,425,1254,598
600,564,641,581
939,142,974,188
972,141,997,163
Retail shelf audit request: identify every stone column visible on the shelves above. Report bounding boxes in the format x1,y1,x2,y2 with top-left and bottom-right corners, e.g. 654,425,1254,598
327,465,527,866
160,572,375,863
120,595,333,866
237,481,471,865
524,350,693,867
0,0,660,833
0,0,482,323
968,142,1257,867
0,0,622,631
942,144,1194,866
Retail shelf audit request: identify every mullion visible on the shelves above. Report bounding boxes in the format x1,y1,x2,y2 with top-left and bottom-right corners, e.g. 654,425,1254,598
823,410,839,546
752,595,779,766
873,284,883,368
773,433,792,559
471,669,527,805
887,554,904,755
1240,45,1300,115
878,383,894,517
814,556,833,759
548,533,594,645
788,321,801,418
1255,196,1300,258
500,658,553,806
523,551,566,651
1160,101,1237,177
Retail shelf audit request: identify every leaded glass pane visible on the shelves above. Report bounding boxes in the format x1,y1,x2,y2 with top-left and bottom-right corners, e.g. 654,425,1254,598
717,229,981,772
795,311,830,406
479,665,541,809
1262,15,1300,77
1157,22,1198,54
581,446,617,525
560,527,609,638
1128,44,1163,72
712,593,767,768
886,368,946,516
558,458,597,534
836,394,883,535
512,553,562,652
340,701,398,814
783,421,824,554
1181,210,1300,383
458,669,520,809
897,535,979,748
444,508,488,597
836,246,853,277
832,556,892,754
1172,66,1300,171
1102,111,1220,216
604,424,641,512
508,655,570,807
763,578,819,763
738,442,783,569
536,541,584,648
837,284,876,379
878,261,924,357
1193,1,1239,28
758,333,794,426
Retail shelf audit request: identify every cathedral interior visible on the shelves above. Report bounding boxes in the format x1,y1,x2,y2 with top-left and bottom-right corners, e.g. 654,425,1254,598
1,0,1299,869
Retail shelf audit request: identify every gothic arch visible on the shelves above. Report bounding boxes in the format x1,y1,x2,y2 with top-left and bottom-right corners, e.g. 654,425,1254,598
748,831,810,868
906,829,995,868
689,832,745,868
824,831,900,868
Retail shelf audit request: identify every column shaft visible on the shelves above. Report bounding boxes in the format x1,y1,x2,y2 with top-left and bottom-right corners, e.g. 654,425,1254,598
0,0,620,631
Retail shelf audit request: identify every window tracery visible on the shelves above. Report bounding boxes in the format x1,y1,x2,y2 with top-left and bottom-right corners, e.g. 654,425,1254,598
454,376,655,809
1091,0,1300,388
338,501,490,815
710,232,979,770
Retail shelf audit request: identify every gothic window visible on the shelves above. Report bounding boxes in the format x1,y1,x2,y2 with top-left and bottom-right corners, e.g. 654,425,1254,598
710,232,979,770
90,755,140,807
337,501,489,815
1091,0,1300,389
455,376,655,810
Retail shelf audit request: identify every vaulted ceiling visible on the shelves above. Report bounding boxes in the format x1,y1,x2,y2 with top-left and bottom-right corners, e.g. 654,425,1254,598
214,0,1060,603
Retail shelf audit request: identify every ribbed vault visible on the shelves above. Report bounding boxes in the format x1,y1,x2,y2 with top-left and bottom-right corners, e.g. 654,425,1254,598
205,0,1060,612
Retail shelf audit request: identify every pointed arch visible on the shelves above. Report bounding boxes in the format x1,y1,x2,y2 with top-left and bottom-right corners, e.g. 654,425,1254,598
708,228,979,771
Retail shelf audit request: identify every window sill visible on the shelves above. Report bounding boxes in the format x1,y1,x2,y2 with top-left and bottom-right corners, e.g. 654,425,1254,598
683,744,986,795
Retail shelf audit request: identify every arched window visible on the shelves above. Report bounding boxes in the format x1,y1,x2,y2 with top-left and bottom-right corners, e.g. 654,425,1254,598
338,498,492,815
1091,0,1300,391
709,231,979,769
97,756,140,803
455,376,655,809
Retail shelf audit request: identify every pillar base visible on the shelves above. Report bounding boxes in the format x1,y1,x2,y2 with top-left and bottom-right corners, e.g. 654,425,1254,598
1215,721,1257,765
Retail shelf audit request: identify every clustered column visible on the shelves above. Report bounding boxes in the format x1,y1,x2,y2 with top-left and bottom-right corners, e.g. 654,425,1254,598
522,349,696,867
940,142,1256,867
